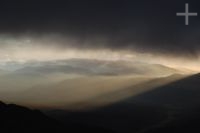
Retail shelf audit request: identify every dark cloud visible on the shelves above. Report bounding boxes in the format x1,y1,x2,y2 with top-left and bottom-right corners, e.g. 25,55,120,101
0,0,200,57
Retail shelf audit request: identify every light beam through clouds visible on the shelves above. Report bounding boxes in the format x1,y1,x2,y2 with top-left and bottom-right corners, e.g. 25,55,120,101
0,34,199,110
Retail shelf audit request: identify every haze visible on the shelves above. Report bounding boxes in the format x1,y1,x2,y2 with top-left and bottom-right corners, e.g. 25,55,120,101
0,34,198,110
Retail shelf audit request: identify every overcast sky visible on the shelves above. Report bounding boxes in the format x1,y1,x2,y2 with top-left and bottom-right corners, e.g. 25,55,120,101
0,0,200,61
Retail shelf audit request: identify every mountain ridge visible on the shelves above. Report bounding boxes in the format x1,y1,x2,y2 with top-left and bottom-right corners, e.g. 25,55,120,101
0,101,115,133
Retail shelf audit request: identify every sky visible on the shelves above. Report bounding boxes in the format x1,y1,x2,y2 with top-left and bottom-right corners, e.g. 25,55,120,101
1,0,200,109
0,0,200,71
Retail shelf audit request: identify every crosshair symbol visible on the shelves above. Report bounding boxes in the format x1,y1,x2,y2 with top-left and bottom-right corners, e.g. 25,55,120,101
176,3,198,25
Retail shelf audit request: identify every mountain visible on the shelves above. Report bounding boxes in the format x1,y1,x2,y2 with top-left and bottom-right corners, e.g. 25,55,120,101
45,73,200,133
0,101,65,133
130,73,200,133
132,73,200,108
2,73,200,133
0,101,114,133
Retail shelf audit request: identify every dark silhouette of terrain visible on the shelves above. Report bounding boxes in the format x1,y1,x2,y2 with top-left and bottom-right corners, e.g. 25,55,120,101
2,73,200,133
47,104,167,133
0,101,114,133
132,73,200,133
46,73,200,133
133,73,200,107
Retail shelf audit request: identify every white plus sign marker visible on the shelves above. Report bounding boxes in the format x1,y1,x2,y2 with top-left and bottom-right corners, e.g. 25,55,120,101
176,3,198,25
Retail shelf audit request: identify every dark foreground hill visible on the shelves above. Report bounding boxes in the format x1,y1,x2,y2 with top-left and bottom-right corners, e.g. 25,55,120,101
0,101,114,133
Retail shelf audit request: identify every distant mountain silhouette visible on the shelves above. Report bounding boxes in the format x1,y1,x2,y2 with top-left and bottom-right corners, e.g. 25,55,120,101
144,107,200,133
129,73,200,133
0,101,114,133
2,73,200,133
132,73,200,108
47,102,167,133
46,73,200,133
100,73,200,133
